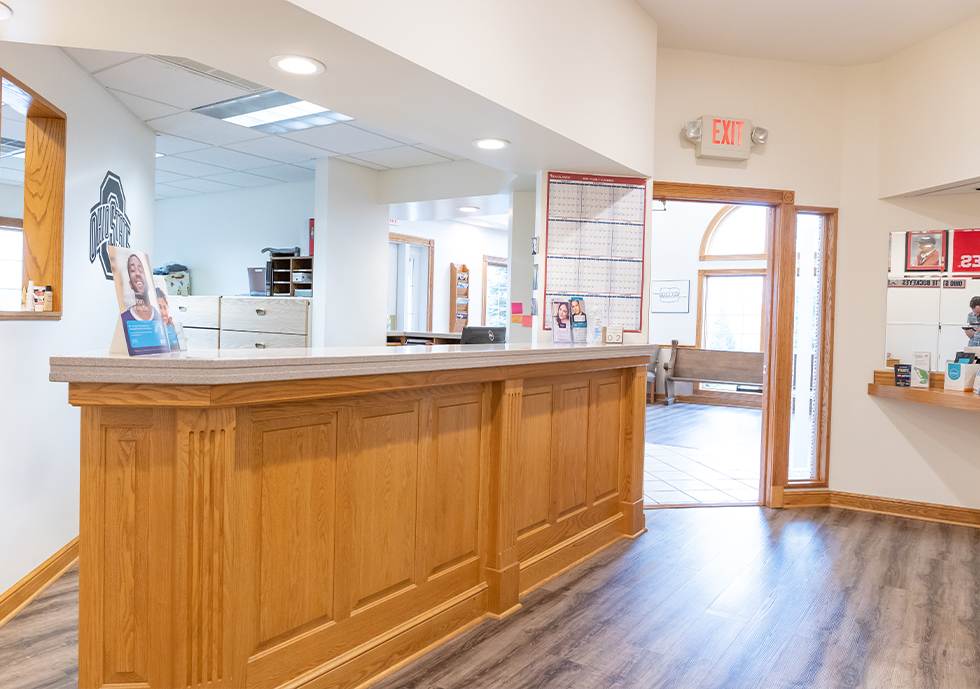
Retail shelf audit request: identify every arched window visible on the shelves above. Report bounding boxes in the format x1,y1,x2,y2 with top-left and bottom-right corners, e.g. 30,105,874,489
699,205,768,260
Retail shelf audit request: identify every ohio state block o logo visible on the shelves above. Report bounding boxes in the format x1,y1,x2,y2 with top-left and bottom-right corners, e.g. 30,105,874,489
89,171,132,280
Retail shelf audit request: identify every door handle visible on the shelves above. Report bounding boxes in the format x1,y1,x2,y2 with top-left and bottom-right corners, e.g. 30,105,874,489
255,308,266,315
255,342,267,349
178,306,186,312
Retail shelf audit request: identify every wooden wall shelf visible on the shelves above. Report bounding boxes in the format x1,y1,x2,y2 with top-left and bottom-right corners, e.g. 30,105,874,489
0,310,62,321
868,383,980,412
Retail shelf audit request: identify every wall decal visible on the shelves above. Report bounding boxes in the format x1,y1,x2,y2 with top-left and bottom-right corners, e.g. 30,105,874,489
89,171,131,280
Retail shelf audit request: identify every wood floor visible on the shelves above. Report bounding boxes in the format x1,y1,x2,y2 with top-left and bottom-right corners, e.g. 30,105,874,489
3,506,980,688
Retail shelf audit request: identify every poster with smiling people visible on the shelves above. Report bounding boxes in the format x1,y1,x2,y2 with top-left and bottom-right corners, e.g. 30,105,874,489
107,246,174,356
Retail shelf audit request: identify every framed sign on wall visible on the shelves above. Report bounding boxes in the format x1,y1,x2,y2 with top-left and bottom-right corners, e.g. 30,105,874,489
650,279,690,313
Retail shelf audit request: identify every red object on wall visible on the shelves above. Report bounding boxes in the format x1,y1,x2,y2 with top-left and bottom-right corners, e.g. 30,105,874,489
309,218,314,256
951,229,980,274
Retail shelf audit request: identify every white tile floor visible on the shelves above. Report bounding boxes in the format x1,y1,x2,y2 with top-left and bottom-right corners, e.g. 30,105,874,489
643,442,761,505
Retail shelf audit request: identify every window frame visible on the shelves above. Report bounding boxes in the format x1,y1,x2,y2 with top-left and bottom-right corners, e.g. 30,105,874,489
0,68,66,321
482,254,508,327
699,204,768,262
388,232,434,332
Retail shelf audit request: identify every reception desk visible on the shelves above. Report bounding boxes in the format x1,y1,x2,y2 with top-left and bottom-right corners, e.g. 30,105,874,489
51,343,654,689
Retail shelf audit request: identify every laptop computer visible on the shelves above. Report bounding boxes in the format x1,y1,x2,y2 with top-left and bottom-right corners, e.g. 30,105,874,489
461,326,506,345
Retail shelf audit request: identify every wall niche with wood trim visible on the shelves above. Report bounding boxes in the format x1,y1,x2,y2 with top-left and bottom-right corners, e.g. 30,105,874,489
0,68,66,319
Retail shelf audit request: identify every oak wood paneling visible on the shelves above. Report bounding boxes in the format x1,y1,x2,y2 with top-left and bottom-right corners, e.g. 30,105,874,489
554,382,590,519
591,378,622,503
516,387,553,536
23,116,65,312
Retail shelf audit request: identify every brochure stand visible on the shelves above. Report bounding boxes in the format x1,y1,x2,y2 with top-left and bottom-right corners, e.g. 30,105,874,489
451,263,469,333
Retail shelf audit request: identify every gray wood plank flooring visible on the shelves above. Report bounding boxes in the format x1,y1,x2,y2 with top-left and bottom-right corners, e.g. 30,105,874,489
2,507,980,688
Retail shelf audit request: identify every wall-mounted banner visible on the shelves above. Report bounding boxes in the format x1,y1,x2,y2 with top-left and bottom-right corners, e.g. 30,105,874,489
90,171,132,281
887,278,965,288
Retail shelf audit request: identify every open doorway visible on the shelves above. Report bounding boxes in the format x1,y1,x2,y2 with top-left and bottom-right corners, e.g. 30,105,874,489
645,200,767,505
643,184,837,509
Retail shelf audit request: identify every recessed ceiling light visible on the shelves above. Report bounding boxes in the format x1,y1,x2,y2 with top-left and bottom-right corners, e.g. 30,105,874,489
472,138,510,150
194,90,350,134
270,55,325,76
458,206,480,213
0,3,12,20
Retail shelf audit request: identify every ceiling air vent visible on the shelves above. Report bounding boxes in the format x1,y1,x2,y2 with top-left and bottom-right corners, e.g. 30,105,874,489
149,55,267,93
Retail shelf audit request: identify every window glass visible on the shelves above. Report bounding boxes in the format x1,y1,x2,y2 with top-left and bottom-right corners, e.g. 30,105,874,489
707,205,767,256
485,262,508,327
788,214,824,481
701,274,765,352
0,227,23,309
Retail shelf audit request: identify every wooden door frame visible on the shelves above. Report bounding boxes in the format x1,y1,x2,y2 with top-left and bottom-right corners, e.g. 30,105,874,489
652,182,796,508
389,232,435,332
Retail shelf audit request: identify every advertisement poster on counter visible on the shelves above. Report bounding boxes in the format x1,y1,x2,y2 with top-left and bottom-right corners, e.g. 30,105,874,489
569,296,588,344
108,246,172,356
551,298,572,344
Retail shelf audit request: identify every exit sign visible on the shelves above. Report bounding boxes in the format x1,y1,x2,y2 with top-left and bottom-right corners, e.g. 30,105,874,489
696,115,753,160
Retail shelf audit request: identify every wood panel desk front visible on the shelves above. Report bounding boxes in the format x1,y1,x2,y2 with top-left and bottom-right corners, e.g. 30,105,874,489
51,344,653,689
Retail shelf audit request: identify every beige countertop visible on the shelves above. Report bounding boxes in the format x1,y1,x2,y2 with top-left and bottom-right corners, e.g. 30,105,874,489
49,343,658,385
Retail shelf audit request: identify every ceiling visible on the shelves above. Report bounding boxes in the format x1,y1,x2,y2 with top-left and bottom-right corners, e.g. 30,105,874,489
61,48,464,200
638,0,980,66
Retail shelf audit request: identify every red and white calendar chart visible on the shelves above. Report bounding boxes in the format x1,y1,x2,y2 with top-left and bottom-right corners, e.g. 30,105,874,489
543,171,647,331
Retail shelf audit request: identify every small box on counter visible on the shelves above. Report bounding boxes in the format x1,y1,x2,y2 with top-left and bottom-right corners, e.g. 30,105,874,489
894,364,911,387
945,362,980,391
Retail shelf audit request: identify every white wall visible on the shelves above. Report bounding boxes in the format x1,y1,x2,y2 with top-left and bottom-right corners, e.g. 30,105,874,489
311,157,389,347
507,191,535,344
154,181,313,296
0,183,23,219
0,43,155,594
879,13,980,197
654,48,980,509
391,219,509,333
655,48,844,208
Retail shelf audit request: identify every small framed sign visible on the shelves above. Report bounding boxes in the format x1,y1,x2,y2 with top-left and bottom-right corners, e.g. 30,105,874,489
603,325,624,345
651,279,690,313
905,230,946,272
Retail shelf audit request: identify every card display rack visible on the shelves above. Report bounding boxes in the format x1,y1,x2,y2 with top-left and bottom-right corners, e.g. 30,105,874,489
451,263,469,333
269,256,313,296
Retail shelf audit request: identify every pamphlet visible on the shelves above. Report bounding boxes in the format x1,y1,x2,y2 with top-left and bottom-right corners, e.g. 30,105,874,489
569,296,588,344
153,275,186,351
108,246,172,356
911,351,930,388
551,298,572,344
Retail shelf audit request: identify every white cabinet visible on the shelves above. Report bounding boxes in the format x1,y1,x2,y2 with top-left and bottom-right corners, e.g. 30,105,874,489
170,296,310,350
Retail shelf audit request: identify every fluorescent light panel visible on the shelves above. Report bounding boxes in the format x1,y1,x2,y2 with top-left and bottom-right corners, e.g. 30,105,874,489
194,90,351,135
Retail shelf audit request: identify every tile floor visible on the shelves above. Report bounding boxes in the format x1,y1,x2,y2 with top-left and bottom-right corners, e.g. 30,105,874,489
643,443,761,505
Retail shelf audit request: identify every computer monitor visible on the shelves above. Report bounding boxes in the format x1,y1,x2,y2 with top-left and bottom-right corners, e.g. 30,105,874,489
460,326,506,345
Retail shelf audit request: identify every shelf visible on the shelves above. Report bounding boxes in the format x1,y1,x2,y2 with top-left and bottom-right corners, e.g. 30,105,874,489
0,310,62,321
868,383,980,412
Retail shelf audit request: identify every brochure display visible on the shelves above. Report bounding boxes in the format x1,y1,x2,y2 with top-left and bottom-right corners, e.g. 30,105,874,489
108,246,184,356
451,263,469,333
551,299,572,343
543,171,647,332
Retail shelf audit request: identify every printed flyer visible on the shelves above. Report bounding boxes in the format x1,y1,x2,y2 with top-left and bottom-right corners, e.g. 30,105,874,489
108,246,172,356
569,296,588,344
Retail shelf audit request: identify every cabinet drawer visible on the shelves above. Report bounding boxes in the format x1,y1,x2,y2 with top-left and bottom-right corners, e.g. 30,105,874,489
183,326,219,350
220,297,308,335
219,330,307,350
169,296,220,329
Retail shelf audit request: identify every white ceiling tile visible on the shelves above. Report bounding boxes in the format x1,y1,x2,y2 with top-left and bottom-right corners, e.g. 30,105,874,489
249,164,315,183
148,111,266,146
346,121,418,145
155,170,190,185
333,155,389,171
156,155,229,178
282,123,402,155
224,136,329,164
109,89,181,121
156,184,200,198
292,159,317,170
349,146,452,169
95,55,252,110
414,143,465,161
202,171,283,188
176,147,274,171
63,47,140,73
166,178,239,194
156,134,210,156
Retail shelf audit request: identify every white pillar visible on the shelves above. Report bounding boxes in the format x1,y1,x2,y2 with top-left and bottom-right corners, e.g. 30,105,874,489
311,157,388,347
507,191,535,344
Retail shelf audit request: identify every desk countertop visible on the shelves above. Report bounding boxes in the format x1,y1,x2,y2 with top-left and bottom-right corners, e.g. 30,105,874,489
50,343,659,385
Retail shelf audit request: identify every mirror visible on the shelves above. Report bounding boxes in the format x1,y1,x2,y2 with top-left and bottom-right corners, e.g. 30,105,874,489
885,230,980,369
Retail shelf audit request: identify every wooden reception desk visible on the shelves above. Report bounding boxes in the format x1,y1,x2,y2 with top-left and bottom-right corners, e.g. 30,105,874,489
51,343,654,689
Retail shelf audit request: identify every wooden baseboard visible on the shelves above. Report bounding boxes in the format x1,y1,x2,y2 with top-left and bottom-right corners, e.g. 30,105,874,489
675,393,763,409
784,489,980,528
0,536,79,629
